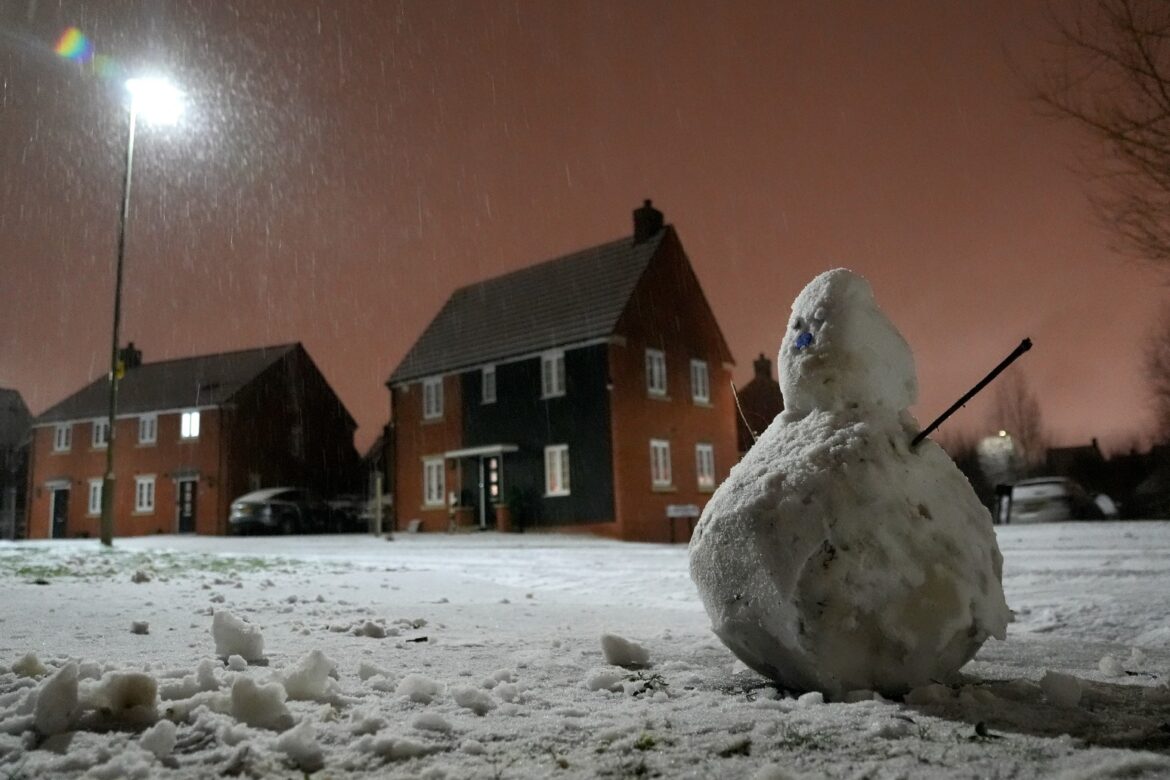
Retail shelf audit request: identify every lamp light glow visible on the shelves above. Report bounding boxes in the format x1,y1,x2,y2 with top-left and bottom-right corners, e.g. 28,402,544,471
126,77,183,125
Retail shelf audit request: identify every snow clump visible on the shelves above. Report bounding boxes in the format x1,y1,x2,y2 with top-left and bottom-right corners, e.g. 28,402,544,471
397,674,442,704
33,662,79,735
690,268,1011,698
600,633,651,668
1040,670,1083,708
229,677,293,731
212,610,265,661
280,649,339,702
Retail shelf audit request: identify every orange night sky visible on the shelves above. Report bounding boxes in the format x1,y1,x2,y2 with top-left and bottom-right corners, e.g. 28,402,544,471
1,0,1165,454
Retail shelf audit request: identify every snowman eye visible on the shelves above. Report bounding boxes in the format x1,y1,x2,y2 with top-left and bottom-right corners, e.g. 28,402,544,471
792,318,804,331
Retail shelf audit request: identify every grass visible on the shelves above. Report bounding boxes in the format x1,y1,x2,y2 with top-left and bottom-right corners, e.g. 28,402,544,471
0,546,339,582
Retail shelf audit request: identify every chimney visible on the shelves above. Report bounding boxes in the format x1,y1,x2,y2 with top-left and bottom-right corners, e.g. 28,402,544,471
632,199,664,243
119,342,143,371
753,353,773,381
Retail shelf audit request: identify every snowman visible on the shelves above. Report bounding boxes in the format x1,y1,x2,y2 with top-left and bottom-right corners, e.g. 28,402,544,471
689,268,1010,698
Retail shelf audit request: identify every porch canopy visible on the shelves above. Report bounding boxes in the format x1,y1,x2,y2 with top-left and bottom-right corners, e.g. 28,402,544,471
443,444,518,460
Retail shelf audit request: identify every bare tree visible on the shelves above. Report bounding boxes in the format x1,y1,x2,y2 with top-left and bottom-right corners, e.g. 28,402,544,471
1145,305,1170,438
988,370,1048,470
1035,0,1170,268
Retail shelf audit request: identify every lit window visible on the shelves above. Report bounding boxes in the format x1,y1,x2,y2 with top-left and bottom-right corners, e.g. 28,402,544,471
423,377,444,420
545,444,570,496
690,359,710,404
650,439,672,488
135,475,155,513
696,443,715,490
541,350,565,398
180,411,200,439
88,479,103,515
646,349,667,396
92,419,110,449
138,414,157,444
423,457,445,506
53,424,72,452
482,365,497,404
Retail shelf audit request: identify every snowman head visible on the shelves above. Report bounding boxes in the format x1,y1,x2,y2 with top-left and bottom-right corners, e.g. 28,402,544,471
779,268,917,414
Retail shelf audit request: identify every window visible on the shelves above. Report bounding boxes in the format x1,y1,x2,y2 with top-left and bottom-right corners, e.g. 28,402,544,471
541,350,565,398
53,424,72,452
92,419,109,449
482,365,496,404
88,479,102,515
180,411,200,439
135,475,155,513
696,443,716,490
423,457,445,506
650,439,672,488
690,359,710,404
423,377,444,419
646,349,667,396
545,444,570,496
138,414,157,444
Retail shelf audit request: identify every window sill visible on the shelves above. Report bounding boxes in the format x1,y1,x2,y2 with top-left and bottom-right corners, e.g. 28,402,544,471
691,399,713,408
697,484,716,494
421,417,445,425
136,442,157,448
544,491,571,498
647,393,671,402
421,504,446,511
540,393,566,401
652,484,677,493
132,510,155,516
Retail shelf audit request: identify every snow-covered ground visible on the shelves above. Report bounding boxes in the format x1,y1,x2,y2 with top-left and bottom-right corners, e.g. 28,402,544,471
1,522,1168,778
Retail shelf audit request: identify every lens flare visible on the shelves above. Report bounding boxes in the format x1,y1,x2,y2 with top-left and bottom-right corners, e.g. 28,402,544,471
54,27,93,62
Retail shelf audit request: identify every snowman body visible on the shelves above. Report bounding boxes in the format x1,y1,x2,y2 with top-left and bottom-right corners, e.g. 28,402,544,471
689,269,1010,697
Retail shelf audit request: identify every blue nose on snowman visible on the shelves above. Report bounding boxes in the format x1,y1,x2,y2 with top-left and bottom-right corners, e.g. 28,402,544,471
795,331,814,350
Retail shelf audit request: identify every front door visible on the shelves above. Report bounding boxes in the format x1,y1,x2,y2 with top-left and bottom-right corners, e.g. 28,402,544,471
478,456,500,529
176,479,197,533
50,488,69,539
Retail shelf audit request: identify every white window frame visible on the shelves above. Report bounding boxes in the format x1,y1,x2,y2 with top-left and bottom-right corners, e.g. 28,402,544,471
646,349,667,397
541,350,565,398
91,419,110,449
696,443,716,490
650,439,672,488
138,414,157,445
53,424,72,452
423,457,445,507
88,479,103,516
482,365,497,404
180,410,201,440
423,377,444,420
135,475,156,514
690,359,710,404
544,444,570,497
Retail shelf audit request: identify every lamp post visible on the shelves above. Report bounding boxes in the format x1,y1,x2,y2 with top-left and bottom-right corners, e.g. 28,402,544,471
100,77,182,547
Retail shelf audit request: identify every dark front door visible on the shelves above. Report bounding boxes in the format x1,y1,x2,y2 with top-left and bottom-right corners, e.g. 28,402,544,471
177,479,197,533
51,488,69,539
478,456,500,528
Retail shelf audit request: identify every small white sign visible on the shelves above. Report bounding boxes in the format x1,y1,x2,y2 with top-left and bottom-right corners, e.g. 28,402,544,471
666,504,700,519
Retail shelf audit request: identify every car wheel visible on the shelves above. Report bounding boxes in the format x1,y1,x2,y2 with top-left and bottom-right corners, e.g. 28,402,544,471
279,515,296,535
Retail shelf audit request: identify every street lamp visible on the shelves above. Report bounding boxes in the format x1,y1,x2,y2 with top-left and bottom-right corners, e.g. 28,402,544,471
100,77,182,547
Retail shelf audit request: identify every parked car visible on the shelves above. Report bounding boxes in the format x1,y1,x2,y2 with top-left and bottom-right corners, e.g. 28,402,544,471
229,487,331,534
1008,477,1105,524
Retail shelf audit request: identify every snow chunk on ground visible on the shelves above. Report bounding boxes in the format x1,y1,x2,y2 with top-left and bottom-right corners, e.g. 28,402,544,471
230,677,292,731
130,621,149,635
452,686,495,716
1040,670,1083,708
275,718,324,772
353,620,387,638
89,671,158,725
411,711,453,732
397,674,442,704
34,661,78,735
212,611,265,661
12,653,47,678
358,734,438,761
280,649,339,702
600,633,650,667
1098,654,1125,677
139,718,177,758
585,669,626,692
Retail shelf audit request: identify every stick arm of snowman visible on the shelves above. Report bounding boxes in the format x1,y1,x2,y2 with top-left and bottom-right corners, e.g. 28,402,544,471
910,338,1033,448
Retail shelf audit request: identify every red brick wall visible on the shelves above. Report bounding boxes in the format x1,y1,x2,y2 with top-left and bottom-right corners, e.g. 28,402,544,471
609,230,738,543
392,374,463,532
26,410,224,538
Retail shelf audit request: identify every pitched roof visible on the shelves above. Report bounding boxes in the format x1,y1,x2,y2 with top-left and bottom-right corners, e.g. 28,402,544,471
389,230,667,384
35,343,299,424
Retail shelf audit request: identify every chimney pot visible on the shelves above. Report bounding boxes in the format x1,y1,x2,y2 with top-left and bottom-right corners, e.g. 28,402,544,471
632,199,664,243
753,353,773,381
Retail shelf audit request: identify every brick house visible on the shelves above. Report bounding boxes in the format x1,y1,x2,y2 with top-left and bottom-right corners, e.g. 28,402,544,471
734,353,785,457
27,343,358,538
386,201,736,542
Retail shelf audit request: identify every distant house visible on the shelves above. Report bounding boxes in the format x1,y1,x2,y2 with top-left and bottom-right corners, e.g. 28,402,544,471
386,200,736,542
0,388,32,539
27,343,358,538
734,353,784,457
